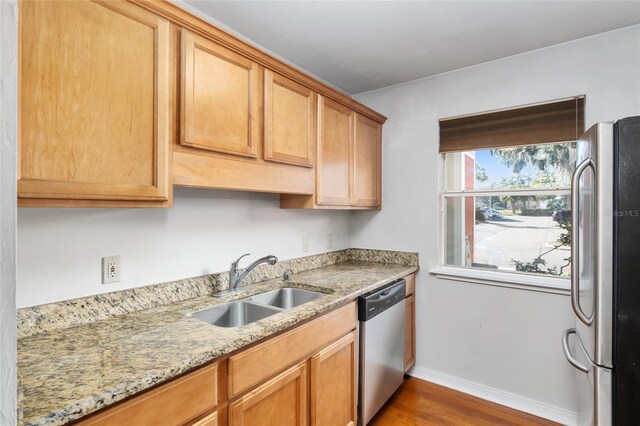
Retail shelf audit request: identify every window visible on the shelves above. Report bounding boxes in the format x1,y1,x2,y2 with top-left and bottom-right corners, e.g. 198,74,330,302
442,144,574,277
437,96,584,283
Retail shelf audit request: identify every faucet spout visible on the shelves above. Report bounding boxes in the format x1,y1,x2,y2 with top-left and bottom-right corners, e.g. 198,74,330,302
235,255,278,286
214,254,278,297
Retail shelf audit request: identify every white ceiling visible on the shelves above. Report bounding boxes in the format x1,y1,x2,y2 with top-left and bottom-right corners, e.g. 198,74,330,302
182,1,640,95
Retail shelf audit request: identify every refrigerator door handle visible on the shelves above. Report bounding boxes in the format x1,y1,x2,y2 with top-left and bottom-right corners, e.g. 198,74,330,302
571,157,595,326
562,328,590,373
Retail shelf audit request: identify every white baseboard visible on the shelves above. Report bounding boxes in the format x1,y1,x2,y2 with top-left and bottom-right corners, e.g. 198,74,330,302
408,366,577,426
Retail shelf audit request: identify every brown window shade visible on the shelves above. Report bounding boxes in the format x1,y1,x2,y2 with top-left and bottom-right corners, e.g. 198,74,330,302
439,96,585,153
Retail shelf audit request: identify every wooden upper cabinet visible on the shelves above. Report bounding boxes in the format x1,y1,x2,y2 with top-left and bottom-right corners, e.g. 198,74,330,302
281,97,383,210
310,332,357,426
264,70,316,167
19,0,171,205
181,29,259,158
353,114,382,208
316,96,354,206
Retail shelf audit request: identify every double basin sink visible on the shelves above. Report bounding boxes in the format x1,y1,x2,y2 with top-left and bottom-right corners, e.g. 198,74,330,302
190,287,326,328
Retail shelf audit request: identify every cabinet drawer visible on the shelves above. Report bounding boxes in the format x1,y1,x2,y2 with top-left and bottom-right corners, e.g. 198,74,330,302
77,363,217,426
228,302,356,398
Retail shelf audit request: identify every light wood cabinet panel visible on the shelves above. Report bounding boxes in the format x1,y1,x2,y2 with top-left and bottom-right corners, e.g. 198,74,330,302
316,96,354,206
228,302,356,399
76,363,217,426
130,1,386,126
404,273,416,297
353,114,381,208
190,411,218,426
280,99,382,210
73,305,360,426
404,294,416,372
264,70,315,167
229,362,308,426
19,0,171,204
310,332,357,426
181,29,259,158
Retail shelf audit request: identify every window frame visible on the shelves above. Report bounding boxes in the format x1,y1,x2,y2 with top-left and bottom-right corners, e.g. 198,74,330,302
431,151,572,294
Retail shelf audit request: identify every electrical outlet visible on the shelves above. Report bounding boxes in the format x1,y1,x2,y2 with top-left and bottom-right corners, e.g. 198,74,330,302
102,255,120,284
326,233,334,249
302,235,310,252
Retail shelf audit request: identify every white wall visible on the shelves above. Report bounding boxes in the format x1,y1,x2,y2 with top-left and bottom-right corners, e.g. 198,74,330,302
0,0,18,424
353,25,640,422
17,189,350,307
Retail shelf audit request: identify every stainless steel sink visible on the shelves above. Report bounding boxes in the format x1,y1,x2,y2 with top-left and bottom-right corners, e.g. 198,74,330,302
190,301,281,328
246,287,325,309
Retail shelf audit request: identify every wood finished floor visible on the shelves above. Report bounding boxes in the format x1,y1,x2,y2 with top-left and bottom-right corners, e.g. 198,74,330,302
368,377,560,426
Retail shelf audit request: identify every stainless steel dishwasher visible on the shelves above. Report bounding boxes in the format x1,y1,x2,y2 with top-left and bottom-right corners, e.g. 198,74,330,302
358,279,406,425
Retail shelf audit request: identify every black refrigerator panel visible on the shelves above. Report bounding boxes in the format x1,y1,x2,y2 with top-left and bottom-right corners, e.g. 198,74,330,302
613,116,640,425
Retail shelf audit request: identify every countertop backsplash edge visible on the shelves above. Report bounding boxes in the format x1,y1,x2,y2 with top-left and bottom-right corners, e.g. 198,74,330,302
17,248,418,338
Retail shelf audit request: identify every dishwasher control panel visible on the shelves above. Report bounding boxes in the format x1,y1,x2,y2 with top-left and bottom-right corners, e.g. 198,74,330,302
357,279,406,321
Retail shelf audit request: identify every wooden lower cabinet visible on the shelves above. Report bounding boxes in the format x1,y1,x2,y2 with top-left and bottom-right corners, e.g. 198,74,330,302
74,303,358,426
227,303,356,398
229,362,308,426
310,332,357,426
76,363,217,426
227,303,357,426
404,273,416,372
404,294,416,372
191,412,218,426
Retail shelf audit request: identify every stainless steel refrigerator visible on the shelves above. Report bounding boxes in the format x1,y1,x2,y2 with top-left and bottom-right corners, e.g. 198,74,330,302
562,116,640,426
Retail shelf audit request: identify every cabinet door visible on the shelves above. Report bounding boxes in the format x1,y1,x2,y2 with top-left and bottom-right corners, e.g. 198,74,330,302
19,0,170,202
353,114,381,208
191,411,217,426
316,96,354,206
181,29,259,158
310,332,357,426
229,362,307,426
404,294,416,372
264,70,315,167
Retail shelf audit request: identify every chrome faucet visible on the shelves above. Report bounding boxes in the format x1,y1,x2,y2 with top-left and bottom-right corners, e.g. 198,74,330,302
214,253,278,296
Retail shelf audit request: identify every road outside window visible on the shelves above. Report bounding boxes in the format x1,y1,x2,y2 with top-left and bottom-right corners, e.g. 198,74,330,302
443,143,575,278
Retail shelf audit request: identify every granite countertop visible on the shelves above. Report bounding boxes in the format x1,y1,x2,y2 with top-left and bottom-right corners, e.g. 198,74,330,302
18,260,418,426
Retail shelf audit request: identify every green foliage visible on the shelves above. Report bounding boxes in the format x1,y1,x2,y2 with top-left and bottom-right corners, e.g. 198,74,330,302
512,257,559,275
489,143,575,277
490,143,575,176
547,196,567,211
511,218,572,276
557,221,572,247
475,164,489,183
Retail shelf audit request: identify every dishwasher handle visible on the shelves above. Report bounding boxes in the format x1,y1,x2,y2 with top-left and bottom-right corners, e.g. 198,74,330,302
358,280,406,321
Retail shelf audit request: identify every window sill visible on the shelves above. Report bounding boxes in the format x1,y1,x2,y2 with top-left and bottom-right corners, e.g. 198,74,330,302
428,266,570,295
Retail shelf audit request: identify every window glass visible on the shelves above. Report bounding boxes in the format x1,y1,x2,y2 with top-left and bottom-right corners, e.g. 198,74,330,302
444,196,571,276
443,143,575,279
445,143,576,191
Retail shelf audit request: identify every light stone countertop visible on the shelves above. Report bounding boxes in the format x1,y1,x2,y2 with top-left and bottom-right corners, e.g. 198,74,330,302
18,260,418,426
